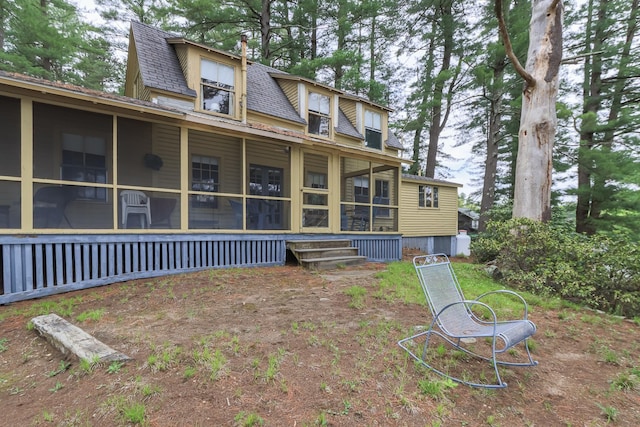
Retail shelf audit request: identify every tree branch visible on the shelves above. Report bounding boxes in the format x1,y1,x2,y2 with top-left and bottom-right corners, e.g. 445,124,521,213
494,0,535,88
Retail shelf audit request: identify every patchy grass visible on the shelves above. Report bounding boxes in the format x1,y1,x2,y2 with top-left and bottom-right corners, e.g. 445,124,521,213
1,261,639,425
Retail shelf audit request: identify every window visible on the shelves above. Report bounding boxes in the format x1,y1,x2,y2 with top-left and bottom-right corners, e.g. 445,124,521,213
308,92,331,137
365,110,382,149
419,185,439,208
374,179,390,217
192,155,219,207
201,59,235,115
61,133,106,200
354,176,369,199
306,172,327,189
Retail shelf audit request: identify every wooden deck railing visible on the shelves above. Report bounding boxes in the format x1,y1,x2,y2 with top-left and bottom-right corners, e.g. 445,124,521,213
0,234,401,304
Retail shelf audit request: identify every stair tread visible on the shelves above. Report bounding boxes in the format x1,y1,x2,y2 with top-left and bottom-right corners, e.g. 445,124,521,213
294,247,358,253
300,255,367,263
287,239,352,244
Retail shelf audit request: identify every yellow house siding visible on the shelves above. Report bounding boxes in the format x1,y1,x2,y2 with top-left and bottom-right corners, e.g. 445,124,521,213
341,99,357,124
175,45,189,80
152,123,181,190
335,133,363,147
400,181,459,236
278,80,299,112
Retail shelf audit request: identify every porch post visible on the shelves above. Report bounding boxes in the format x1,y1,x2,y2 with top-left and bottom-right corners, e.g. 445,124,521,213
180,127,189,230
290,145,301,232
112,116,118,229
20,99,34,230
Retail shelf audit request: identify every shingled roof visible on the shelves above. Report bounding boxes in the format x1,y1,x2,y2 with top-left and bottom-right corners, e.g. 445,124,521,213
246,62,306,124
130,22,196,98
385,132,404,150
336,108,364,139
129,21,374,140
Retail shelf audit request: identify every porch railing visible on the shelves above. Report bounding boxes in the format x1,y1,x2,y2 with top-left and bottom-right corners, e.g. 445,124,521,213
0,233,402,304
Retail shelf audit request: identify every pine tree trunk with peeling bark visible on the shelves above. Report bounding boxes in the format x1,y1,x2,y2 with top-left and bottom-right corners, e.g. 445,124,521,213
496,0,563,222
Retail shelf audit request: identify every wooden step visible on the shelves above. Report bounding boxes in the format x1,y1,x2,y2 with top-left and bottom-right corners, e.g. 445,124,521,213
293,247,359,260
300,255,367,271
286,239,352,251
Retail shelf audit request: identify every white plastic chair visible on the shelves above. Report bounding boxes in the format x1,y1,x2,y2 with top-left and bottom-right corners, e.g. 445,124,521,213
121,190,151,228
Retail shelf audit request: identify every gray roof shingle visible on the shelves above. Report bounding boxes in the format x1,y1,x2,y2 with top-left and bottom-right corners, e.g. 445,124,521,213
246,63,306,124
335,108,363,139
131,22,196,98
386,132,404,150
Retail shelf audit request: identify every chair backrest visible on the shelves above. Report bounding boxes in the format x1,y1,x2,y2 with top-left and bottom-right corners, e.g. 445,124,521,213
228,199,243,227
413,254,471,332
121,190,148,205
34,186,76,207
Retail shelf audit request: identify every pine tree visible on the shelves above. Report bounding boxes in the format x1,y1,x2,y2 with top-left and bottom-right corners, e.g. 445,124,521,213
573,0,640,235
0,0,115,90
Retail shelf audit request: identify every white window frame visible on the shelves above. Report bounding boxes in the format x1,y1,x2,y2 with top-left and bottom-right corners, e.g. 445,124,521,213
200,58,235,116
308,92,331,137
364,110,382,149
419,185,439,208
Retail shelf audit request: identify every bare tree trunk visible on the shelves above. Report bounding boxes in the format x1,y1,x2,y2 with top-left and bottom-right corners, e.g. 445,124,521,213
496,0,563,222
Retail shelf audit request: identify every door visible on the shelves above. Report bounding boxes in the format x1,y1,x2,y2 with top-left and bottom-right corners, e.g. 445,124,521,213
301,152,330,231
248,164,284,229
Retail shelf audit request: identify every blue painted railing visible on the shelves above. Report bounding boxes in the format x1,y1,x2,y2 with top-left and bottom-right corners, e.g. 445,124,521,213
0,233,401,304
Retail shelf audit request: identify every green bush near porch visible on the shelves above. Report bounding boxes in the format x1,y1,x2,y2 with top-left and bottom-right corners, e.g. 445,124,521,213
471,218,640,317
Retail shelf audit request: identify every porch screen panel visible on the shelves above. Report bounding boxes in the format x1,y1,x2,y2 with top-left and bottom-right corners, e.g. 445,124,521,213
189,130,242,194
302,153,329,228
245,140,290,198
371,162,398,232
33,184,114,230
0,96,21,229
0,182,20,229
33,103,112,181
340,157,371,231
0,95,21,177
188,130,242,230
117,119,180,190
152,124,180,190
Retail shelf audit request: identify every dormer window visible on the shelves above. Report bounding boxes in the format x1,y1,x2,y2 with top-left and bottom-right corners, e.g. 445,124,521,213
308,92,331,137
201,58,235,115
365,110,382,149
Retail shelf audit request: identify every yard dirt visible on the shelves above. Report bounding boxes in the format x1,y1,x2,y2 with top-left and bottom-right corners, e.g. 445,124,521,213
1,253,640,426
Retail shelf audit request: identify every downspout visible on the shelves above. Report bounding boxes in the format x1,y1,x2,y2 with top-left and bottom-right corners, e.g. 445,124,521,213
241,34,248,124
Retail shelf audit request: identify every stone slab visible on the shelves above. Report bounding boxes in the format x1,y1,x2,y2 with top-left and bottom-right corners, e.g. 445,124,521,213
31,313,131,362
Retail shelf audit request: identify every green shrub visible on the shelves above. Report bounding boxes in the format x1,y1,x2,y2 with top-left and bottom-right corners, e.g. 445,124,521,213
472,218,640,316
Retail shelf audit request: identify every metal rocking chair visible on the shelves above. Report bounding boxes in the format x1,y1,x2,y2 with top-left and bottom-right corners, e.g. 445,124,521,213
397,254,537,388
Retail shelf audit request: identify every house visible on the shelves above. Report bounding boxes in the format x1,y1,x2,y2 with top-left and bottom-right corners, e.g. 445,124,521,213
400,175,462,254
0,22,459,304
458,208,479,233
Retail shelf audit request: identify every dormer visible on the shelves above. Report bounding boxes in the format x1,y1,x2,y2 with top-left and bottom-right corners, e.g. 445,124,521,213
125,21,244,119
125,21,403,153
168,39,243,120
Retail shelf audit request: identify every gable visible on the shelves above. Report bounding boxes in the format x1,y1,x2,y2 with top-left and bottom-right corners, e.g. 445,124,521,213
130,21,196,99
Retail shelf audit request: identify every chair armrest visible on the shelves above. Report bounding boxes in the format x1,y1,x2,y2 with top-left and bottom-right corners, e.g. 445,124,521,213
474,290,529,320
433,300,499,334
